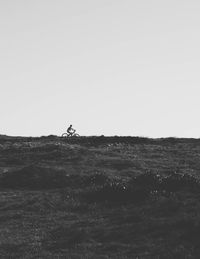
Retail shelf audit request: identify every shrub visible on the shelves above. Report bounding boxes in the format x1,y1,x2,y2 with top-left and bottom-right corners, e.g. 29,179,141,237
128,171,161,192
84,180,149,204
43,226,87,250
84,172,110,186
83,171,200,204
0,165,68,189
160,172,200,193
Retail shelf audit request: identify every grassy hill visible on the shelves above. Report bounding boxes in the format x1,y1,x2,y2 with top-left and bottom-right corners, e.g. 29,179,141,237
0,135,200,258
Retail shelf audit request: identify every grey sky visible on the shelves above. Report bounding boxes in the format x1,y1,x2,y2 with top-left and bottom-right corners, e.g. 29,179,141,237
1,1,200,137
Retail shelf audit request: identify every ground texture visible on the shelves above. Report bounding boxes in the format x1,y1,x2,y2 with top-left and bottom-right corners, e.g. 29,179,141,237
0,135,200,258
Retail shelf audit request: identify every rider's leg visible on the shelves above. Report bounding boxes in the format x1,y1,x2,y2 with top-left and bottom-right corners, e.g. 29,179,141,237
67,131,71,137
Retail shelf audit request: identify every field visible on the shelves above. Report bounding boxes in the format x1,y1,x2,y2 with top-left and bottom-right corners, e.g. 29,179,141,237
1,135,200,258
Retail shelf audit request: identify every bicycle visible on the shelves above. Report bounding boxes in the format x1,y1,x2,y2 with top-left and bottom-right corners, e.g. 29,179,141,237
61,131,80,137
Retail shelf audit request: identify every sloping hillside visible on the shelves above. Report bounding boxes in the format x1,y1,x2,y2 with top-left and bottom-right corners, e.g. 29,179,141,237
0,135,200,258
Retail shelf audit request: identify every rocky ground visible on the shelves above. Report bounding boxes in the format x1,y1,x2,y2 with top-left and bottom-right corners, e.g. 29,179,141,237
0,135,200,258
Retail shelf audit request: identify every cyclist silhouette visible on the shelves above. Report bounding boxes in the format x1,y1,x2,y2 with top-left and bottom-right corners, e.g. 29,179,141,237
61,124,79,137
67,124,76,137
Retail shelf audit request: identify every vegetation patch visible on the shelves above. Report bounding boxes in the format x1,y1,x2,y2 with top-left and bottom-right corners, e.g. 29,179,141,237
43,226,88,250
83,171,200,204
1,136,200,258
0,165,69,189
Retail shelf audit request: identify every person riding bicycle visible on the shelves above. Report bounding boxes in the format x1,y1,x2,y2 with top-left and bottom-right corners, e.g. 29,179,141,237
67,124,76,137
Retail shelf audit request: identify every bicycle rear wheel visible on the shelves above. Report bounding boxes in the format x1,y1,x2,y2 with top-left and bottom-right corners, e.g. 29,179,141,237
61,133,69,137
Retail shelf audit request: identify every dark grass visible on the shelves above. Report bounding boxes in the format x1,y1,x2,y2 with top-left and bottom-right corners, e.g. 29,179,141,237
83,171,200,204
1,136,200,258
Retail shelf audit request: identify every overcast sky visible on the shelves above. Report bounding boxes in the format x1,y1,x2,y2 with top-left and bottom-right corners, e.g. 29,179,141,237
1,0,200,137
